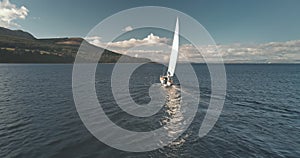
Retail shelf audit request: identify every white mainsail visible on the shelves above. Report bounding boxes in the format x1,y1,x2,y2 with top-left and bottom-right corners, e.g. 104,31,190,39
167,18,179,77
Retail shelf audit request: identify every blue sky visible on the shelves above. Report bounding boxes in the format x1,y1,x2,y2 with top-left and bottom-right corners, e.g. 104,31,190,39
1,0,300,63
4,0,300,44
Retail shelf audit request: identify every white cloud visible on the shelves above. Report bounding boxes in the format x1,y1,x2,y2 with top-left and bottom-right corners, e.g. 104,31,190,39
108,33,169,49
31,16,40,20
122,26,133,32
85,34,300,63
85,33,171,62
180,40,300,63
86,33,169,50
85,36,103,47
0,0,29,28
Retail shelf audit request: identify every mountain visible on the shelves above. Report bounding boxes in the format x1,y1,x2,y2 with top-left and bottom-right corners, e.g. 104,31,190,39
0,27,150,63
0,27,36,40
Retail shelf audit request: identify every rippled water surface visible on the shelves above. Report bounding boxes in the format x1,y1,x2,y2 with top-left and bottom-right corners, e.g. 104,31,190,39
0,64,299,157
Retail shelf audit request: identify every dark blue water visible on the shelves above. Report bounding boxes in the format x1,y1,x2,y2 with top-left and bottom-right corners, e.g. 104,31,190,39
0,64,299,157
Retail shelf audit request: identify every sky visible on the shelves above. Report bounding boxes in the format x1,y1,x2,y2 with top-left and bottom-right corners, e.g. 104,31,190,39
1,0,300,63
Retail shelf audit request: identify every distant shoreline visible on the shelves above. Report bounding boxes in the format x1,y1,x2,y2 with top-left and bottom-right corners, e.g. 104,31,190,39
0,62,299,65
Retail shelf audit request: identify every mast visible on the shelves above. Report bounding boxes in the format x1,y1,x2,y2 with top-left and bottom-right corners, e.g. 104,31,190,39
167,17,179,77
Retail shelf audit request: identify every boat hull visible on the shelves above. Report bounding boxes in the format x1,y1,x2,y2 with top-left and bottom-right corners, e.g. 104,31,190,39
160,76,173,87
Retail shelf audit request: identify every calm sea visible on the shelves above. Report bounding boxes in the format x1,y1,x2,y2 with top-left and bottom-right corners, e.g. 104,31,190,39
0,64,299,157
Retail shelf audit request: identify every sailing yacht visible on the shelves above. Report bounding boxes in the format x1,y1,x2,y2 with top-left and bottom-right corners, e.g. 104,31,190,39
160,18,179,87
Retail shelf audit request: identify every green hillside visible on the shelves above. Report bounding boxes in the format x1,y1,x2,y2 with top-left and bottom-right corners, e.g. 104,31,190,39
0,27,150,63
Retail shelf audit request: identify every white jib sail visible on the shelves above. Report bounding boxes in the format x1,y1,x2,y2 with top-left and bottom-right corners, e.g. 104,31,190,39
167,17,179,77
